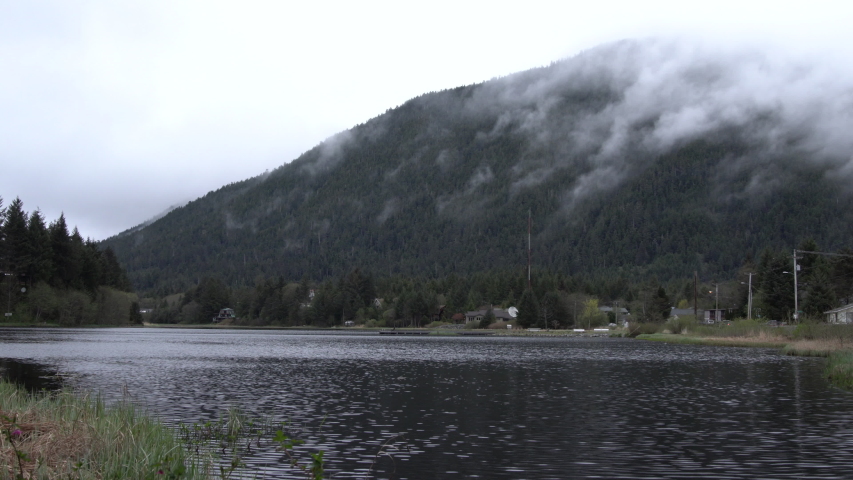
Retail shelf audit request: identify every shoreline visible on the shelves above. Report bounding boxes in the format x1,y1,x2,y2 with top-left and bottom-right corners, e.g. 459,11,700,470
636,332,853,390
1,322,622,337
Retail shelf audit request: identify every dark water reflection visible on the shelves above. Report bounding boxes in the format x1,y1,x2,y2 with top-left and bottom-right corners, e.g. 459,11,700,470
2,328,853,479
0,357,63,391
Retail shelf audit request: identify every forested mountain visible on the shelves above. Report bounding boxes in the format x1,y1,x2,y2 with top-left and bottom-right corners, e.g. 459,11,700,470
102,39,853,296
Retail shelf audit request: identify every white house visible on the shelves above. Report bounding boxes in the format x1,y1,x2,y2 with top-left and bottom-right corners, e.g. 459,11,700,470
465,308,515,323
825,304,853,324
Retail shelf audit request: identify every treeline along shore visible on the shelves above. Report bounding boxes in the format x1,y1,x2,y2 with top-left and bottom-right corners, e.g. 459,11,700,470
0,196,139,326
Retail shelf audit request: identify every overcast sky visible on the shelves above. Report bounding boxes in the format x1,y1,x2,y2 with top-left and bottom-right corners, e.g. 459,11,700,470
2,0,852,240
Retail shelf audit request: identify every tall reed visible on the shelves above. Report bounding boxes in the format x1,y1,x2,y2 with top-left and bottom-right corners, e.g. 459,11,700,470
0,381,209,479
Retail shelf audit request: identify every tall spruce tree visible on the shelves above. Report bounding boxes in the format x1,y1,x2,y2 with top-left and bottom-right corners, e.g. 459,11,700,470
757,248,794,321
803,261,836,317
4,198,30,277
49,214,72,288
26,209,53,285
516,288,539,328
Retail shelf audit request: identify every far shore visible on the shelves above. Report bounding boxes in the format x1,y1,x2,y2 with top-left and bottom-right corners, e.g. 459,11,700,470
0,321,622,337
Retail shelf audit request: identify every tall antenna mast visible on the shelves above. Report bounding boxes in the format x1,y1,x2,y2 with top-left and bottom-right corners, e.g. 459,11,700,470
528,209,531,290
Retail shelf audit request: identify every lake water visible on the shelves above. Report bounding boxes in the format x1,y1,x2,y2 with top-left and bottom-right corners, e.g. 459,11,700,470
2,327,853,479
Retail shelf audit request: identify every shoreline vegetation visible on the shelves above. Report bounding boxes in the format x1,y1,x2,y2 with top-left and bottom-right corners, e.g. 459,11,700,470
0,379,347,480
635,319,853,390
0,381,208,480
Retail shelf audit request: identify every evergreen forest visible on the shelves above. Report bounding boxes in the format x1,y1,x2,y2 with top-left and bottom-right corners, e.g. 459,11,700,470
150,237,853,329
0,196,138,325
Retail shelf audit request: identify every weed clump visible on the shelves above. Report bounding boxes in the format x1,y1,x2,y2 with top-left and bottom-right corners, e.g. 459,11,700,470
0,380,207,479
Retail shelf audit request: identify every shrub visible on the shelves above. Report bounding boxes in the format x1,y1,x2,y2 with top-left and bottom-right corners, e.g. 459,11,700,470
793,323,853,342
626,322,662,337
426,320,449,328
364,318,385,328
664,316,696,334
691,319,789,339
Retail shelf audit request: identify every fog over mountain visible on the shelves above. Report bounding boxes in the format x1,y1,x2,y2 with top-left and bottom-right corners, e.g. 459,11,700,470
103,39,853,294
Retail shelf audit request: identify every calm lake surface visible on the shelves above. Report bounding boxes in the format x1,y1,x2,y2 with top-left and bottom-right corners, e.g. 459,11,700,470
2,328,853,479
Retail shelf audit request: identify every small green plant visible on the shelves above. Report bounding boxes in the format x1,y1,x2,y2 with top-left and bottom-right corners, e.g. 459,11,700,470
825,351,853,390
626,322,661,337
273,428,325,479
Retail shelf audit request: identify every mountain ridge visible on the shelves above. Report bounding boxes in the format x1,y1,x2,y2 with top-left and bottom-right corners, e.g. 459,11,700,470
102,39,853,294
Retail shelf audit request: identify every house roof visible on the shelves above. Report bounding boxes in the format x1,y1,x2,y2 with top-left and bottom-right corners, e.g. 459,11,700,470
824,304,853,315
465,309,514,320
598,306,629,314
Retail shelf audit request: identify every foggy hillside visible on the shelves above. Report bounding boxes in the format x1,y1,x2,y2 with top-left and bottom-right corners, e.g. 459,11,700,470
103,39,853,294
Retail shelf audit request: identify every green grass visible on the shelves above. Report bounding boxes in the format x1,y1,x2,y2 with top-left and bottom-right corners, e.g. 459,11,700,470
825,351,853,390
637,323,853,391
0,380,209,479
636,333,789,348
687,319,790,339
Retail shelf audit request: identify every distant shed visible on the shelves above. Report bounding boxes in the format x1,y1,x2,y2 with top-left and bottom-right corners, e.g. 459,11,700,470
214,308,236,323
825,304,853,324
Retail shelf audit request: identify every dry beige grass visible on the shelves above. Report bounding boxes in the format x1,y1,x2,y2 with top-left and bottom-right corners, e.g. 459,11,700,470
1,382,207,480
1,408,97,478
783,339,849,357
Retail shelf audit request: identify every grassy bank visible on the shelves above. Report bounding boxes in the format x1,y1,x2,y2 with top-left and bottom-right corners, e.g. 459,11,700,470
635,320,853,390
0,381,207,479
636,332,789,348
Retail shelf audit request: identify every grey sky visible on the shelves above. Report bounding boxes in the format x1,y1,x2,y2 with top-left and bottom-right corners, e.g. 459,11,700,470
1,0,852,240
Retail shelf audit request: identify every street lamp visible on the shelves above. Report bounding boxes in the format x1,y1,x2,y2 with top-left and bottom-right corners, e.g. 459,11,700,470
783,268,801,323
709,283,719,309
740,279,754,321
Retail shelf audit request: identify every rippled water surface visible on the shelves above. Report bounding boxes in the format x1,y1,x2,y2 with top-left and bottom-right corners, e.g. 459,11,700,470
2,327,853,479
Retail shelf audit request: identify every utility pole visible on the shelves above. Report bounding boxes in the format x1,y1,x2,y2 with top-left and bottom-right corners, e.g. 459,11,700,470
614,300,619,326
784,248,853,322
693,271,698,320
527,209,532,290
747,272,754,321
792,250,799,323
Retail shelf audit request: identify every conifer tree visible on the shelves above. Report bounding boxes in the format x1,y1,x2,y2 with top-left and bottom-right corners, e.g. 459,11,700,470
4,198,29,276
516,288,539,328
804,262,836,317
26,209,53,285
480,307,495,329
652,286,671,321
49,213,71,287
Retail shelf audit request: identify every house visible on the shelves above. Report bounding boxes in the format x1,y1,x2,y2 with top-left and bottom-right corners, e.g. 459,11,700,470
825,304,853,324
464,307,515,324
213,308,236,323
704,309,725,324
670,308,699,319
